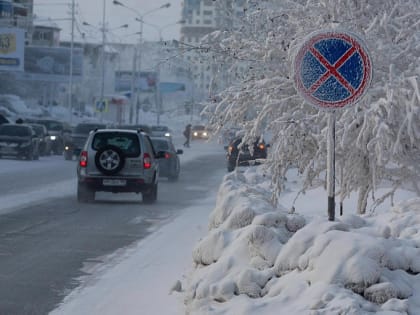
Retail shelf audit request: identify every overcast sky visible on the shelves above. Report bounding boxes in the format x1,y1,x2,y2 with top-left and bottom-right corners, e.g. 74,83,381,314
34,0,184,44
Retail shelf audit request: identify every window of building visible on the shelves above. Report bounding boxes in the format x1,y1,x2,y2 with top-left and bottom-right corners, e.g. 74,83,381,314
203,20,212,25
203,10,212,15
33,31,53,41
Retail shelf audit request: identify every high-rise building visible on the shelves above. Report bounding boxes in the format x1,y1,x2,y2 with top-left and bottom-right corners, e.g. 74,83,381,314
180,0,246,99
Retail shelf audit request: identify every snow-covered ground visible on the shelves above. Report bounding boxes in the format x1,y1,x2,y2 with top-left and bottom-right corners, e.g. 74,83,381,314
184,167,420,315
44,159,420,314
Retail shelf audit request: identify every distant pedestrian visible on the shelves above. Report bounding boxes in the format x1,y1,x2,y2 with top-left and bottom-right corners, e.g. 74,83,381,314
183,124,192,147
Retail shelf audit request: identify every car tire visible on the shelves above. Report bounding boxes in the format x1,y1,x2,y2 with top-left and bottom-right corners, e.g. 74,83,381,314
64,151,73,160
26,149,34,160
77,183,95,203
143,184,157,204
45,146,51,156
94,145,125,176
227,161,235,172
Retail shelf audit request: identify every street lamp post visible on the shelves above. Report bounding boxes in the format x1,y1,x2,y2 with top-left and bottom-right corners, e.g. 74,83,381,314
100,0,106,121
112,1,171,124
68,0,75,123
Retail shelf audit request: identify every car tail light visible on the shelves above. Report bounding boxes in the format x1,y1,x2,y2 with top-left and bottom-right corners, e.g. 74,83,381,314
258,143,265,150
80,151,88,167
164,152,171,159
143,153,152,169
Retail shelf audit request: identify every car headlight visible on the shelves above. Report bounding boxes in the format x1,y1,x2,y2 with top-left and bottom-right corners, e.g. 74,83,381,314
164,132,171,137
50,135,57,141
193,132,198,136
203,132,208,136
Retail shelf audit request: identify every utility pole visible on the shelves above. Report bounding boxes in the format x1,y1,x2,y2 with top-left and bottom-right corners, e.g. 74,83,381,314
135,20,143,124
100,0,106,122
68,0,75,123
129,47,137,124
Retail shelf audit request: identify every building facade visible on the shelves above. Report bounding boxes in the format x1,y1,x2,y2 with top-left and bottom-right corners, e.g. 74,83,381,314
32,23,60,47
0,0,33,44
180,0,246,98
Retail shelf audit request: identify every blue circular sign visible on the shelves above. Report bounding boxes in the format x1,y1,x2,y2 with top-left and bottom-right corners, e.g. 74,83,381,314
294,30,372,109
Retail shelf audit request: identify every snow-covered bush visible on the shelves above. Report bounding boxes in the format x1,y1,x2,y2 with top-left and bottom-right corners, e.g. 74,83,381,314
184,167,420,314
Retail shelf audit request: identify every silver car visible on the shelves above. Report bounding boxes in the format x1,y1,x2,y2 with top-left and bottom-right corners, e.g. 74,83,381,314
76,129,165,203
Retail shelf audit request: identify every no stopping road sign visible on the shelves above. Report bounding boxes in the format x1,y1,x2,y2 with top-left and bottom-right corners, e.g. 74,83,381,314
294,30,372,109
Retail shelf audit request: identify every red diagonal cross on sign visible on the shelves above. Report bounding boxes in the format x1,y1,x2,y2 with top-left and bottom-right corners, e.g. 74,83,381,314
308,45,357,95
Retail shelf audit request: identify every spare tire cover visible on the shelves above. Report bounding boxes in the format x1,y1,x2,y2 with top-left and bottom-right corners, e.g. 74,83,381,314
95,145,125,175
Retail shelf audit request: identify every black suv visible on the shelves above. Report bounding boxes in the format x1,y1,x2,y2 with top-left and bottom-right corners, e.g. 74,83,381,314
226,137,268,172
64,122,107,160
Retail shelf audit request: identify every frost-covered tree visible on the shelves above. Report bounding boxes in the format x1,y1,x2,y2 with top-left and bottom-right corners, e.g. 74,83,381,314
203,0,420,214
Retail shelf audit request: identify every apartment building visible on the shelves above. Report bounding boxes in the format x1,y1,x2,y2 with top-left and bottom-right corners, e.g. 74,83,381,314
180,0,246,97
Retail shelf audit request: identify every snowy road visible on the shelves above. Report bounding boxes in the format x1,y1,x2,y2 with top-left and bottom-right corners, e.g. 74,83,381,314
0,142,226,314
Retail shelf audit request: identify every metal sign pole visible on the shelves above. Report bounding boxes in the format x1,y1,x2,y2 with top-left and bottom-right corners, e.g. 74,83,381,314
293,30,372,221
327,111,336,221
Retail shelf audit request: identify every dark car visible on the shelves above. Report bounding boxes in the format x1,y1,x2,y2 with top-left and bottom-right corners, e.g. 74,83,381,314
24,118,72,155
64,122,107,160
28,123,51,156
118,124,151,134
226,137,268,172
0,124,40,160
150,125,172,138
191,125,209,140
150,136,183,181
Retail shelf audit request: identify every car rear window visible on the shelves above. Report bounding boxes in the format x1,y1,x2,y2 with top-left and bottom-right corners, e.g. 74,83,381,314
92,132,141,157
151,126,169,132
0,125,31,137
29,125,45,136
39,120,63,131
151,139,169,151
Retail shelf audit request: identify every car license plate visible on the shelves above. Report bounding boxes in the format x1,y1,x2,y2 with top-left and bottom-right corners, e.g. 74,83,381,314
103,179,127,186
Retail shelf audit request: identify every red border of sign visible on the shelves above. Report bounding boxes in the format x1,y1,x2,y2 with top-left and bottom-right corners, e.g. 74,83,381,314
294,31,372,109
